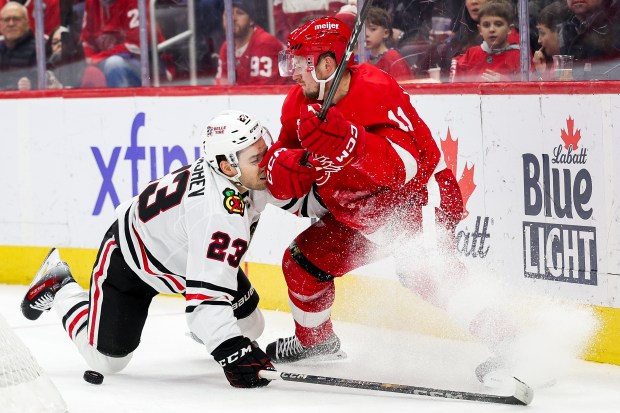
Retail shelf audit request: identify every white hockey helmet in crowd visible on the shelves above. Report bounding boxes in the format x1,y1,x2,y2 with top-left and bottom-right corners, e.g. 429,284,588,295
201,110,272,182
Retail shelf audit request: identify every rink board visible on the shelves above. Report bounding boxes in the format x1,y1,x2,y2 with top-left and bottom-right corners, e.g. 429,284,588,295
0,87,619,364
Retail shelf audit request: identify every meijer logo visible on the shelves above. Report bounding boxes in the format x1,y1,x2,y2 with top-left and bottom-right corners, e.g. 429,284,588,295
314,22,339,30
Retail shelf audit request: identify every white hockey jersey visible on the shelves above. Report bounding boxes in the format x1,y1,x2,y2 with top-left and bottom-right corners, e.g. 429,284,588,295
115,157,325,352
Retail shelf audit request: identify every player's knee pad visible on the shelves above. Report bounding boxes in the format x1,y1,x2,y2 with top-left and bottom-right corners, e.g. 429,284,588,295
237,308,265,342
284,241,335,282
74,329,133,374
282,243,334,297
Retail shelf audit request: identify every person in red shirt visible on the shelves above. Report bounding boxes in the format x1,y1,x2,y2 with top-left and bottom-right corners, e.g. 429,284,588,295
80,0,172,87
216,0,288,85
365,6,413,81
259,16,464,363
453,0,521,82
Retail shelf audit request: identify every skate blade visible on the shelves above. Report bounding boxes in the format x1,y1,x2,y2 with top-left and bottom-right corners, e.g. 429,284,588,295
308,349,348,362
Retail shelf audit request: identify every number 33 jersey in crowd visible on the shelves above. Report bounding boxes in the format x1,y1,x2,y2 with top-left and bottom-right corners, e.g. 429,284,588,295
114,157,318,350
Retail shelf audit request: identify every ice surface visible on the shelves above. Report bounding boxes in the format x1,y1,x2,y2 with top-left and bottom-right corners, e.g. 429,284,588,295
1,284,619,413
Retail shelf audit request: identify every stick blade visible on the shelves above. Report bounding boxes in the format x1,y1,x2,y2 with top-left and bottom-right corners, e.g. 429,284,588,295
511,377,534,405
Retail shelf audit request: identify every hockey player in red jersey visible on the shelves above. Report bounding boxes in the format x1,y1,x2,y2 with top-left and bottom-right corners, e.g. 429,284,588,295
20,111,325,388
260,16,464,362
216,0,288,85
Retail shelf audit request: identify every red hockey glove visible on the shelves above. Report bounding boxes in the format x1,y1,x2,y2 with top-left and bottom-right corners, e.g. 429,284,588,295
298,104,366,166
259,143,322,200
435,168,464,234
212,336,275,388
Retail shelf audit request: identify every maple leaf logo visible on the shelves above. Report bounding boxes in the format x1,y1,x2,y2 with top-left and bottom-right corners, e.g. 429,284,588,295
440,128,476,219
561,116,581,150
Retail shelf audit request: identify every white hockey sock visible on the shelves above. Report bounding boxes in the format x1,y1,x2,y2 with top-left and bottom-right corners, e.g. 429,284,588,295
73,329,133,374
54,282,133,374
237,308,265,342
54,282,90,342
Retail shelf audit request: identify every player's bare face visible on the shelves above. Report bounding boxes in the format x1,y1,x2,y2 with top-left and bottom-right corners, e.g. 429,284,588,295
236,139,269,191
293,57,330,100
294,71,320,99
478,16,510,49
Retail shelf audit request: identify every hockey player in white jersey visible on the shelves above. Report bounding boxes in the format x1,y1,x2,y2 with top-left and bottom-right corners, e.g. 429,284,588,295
21,110,324,388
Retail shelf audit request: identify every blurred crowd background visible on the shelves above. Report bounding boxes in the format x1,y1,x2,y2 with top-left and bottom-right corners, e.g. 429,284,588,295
0,0,618,90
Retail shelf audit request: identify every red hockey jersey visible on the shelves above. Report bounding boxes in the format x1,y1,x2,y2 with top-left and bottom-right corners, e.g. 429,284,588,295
80,0,164,65
454,45,521,82
279,64,442,236
216,26,288,85
373,49,414,81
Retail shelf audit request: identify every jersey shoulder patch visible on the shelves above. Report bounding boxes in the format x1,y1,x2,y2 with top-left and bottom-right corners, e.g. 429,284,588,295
222,188,246,216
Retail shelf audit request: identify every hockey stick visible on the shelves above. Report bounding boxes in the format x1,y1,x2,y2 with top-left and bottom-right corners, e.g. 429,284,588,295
317,0,374,120
259,370,534,406
299,0,375,166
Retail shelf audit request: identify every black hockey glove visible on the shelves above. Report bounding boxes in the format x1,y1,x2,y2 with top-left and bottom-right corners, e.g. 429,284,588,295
212,336,275,388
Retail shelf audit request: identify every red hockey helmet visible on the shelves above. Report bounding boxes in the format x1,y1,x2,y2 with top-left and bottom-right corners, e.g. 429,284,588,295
278,16,354,77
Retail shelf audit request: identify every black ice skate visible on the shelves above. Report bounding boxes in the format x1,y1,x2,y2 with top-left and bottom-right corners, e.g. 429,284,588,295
266,333,346,363
21,248,76,320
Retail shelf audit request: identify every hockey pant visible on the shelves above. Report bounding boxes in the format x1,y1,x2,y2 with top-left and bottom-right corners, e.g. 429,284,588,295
282,213,412,347
284,177,508,350
52,223,263,374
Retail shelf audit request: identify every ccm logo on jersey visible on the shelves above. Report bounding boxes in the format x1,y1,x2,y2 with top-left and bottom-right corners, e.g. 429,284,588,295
218,344,253,366
335,124,358,163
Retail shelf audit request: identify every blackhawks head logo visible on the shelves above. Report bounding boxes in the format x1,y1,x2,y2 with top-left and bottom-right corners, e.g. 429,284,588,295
222,188,245,216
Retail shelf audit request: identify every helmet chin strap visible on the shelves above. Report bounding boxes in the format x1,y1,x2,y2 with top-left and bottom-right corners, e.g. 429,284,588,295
209,163,249,192
311,69,337,101
228,168,250,192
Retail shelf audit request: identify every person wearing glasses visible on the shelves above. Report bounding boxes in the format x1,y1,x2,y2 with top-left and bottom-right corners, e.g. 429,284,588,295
0,1,36,90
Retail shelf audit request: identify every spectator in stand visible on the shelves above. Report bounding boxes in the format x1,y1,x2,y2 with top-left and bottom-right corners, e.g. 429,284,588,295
377,0,461,46
0,1,36,90
559,0,620,79
527,0,558,54
365,7,413,81
272,0,348,43
418,0,520,81
81,0,174,87
46,25,106,88
216,0,288,85
453,0,520,82
531,1,569,80
0,0,60,36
